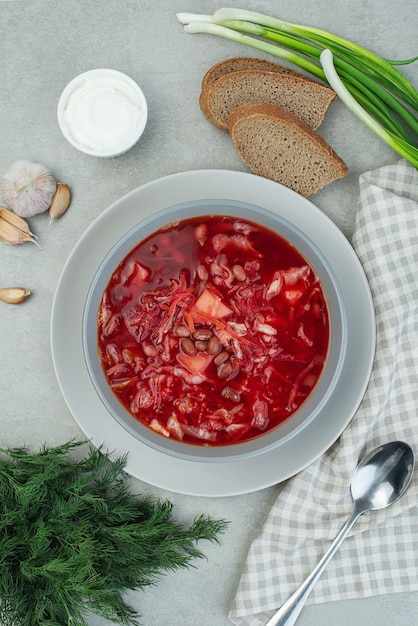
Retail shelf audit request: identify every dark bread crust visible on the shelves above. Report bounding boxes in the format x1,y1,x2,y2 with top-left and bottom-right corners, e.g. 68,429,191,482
201,57,316,91
229,101,348,196
199,69,336,131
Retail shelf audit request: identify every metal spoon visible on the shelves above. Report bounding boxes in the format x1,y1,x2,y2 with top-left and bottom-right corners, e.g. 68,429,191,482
266,440,415,626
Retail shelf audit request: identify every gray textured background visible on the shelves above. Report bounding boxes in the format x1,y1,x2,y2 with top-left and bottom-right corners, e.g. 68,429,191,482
0,1,417,624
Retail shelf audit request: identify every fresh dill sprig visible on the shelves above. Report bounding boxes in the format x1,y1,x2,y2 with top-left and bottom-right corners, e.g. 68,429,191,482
0,440,228,626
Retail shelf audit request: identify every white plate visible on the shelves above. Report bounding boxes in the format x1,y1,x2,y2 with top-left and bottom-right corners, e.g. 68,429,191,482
51,170,375,497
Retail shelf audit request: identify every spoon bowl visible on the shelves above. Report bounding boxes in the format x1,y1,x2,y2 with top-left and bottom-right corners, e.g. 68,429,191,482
351,441,414,511
267,440,415,626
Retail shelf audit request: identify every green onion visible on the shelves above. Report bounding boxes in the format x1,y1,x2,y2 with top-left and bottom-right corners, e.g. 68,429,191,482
177,9,418,168
184,20,325,78
212,9,418,108
218,19,418,141
320,50,418,165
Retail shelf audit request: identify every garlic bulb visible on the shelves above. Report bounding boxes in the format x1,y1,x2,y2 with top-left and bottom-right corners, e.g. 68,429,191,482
0,160,56,217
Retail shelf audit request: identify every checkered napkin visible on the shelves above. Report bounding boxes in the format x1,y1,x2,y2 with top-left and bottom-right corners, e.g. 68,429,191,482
229,159,418,626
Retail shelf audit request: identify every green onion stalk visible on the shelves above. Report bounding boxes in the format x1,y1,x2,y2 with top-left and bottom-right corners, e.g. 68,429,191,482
177,9,418,168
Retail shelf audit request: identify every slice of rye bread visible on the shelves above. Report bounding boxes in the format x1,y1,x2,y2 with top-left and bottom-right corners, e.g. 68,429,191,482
199,69,336,131
229,101,348,197
201,57,318,91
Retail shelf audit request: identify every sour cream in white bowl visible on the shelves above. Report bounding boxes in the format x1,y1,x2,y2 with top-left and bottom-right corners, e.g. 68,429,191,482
57,69,148,158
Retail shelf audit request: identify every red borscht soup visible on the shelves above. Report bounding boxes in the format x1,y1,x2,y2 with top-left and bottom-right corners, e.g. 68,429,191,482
97,216,330,446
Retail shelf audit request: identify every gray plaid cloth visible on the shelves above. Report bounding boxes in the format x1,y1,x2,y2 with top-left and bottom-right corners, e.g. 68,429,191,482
229,159,418,626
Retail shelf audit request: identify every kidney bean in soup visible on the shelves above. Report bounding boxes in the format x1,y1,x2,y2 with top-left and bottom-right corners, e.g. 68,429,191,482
97,215,330,446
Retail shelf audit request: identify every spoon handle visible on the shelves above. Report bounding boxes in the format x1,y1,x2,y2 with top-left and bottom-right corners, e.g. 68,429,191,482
265,509,362,626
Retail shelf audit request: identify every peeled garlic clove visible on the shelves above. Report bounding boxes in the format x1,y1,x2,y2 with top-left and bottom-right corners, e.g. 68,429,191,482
49,183,71,220
0,206,37,245
0,287,31,304
0,159,56,218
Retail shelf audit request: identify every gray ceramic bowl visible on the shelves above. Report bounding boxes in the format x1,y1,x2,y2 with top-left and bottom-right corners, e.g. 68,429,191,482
82,199,346,463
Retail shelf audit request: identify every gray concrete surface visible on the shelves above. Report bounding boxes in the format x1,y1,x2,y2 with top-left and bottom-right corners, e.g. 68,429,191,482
1,1,417,624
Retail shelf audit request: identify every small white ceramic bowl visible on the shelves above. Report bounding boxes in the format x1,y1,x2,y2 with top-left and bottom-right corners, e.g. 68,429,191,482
57,68,148,158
